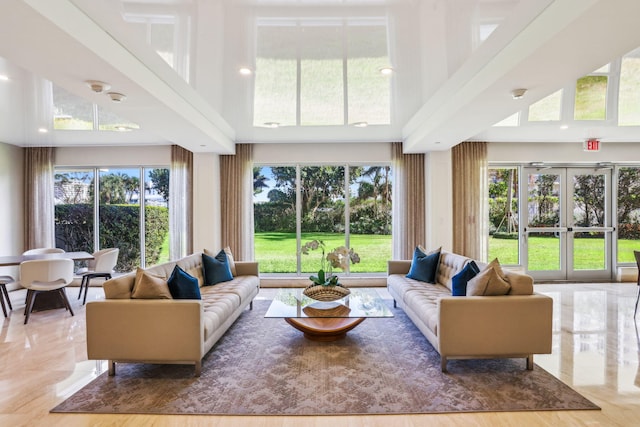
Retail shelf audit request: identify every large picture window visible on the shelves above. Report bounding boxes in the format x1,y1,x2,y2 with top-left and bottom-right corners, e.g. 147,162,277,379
54,166,170,272
253,164,392,275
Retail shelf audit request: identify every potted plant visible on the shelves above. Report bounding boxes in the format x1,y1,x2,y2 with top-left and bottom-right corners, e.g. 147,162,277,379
300,240,360,301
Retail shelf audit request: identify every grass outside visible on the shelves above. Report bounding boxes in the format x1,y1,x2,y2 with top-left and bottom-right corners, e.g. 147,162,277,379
489,236,640,270
255,232,391,274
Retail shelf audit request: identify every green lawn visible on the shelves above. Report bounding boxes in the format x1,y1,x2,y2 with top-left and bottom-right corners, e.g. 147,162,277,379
489,236,639,270
255,232,391,274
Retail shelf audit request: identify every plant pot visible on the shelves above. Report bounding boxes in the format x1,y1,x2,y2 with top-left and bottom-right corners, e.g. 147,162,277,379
302,284,351,302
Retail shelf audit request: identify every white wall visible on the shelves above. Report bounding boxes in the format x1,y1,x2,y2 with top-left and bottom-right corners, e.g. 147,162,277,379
56,146,170,166
0,142,23,283
425,150,453,251
253,142,392,164
488,141,640,163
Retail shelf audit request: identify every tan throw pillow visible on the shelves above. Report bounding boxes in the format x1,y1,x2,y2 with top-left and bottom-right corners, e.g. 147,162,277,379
224,246,237,276
466,267,511,296
131,268,172,299
486,258,507,280
204,247,237,277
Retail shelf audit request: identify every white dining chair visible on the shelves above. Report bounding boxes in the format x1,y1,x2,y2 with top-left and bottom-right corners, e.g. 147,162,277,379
76,248,119,305
22,248,65,255
19,259,75,324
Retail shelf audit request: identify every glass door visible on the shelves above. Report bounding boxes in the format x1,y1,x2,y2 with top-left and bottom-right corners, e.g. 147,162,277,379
522,167,613,281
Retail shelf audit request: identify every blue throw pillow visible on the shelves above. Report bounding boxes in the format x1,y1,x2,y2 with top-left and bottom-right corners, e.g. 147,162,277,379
451,260,480,296
167,265,201,299
202,251,234,285
406,246,441,283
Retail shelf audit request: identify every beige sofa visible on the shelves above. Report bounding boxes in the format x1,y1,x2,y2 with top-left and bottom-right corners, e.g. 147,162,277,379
85,252,259,376
387,250,552,372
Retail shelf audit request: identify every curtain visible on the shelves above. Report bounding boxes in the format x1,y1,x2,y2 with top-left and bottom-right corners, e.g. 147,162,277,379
24,147,55,250
220,144,254,261
451,141,488,260
391,142,426,259
169,145,193,259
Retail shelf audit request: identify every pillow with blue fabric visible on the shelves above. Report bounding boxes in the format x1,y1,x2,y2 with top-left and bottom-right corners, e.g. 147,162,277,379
167,265,201,299
451,260,480,296
406,246,441,284
202,250,234,285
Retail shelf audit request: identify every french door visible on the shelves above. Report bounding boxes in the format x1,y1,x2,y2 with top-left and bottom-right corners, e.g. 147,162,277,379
522,167,613,281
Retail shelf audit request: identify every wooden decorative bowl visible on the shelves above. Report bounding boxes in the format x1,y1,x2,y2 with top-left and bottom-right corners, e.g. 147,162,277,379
302,284,351,302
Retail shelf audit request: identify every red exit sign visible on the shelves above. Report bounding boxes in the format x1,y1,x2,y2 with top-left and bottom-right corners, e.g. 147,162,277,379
584,139,600,152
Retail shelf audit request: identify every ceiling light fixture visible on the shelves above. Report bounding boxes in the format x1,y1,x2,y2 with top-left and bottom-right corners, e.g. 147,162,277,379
86,80,111,93
264,122,279,128
107,92,126,103
0,74,9,81
38,127,48,133
353,121,368,128
239,67,253,76
379,67,394,75
114,125,132,132
511,88,527,99
560,124,569,130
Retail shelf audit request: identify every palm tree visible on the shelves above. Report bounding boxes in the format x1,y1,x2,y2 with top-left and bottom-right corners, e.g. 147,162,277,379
253,167,269,196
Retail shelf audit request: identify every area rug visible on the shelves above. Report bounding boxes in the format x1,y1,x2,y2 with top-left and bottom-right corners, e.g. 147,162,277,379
52,300,599,416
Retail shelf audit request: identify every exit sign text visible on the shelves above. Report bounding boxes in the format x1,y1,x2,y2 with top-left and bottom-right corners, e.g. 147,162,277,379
584,139,600,152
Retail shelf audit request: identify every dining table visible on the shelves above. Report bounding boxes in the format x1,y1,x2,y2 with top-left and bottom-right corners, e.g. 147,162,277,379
0,251,94,311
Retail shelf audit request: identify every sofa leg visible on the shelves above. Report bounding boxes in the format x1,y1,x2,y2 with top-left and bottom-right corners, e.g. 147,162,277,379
194,361,202,377
108,360,116,376
441,356,447,373
393,299,396,308
526,355,534,370
250,300,253,310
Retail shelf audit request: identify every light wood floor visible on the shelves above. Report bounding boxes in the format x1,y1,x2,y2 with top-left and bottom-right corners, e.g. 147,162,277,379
1,283,639,426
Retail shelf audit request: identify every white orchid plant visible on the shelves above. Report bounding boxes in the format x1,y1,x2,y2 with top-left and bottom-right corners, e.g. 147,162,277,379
301,240,360,286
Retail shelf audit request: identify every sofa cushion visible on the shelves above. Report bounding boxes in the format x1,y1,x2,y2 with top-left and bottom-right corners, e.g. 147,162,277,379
436,251,471,291
131,268,172,299
466,267,511,296
167,265,202,300
406,246,441,283
451,260,480,296
205,247,237,277
202,251,234,285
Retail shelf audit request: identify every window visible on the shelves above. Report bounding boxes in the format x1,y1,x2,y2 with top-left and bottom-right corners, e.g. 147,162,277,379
54,166,170,272
254,17,391,127
617,166,640,264
488,167,519,265
574,66,609,121
528,90,563,122
618,48,640,126
253,164,392,275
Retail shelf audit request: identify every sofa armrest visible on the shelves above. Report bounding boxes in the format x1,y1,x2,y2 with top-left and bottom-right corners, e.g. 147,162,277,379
86,299,204,362
388,260,411,275
235,261,259,277
437,294,552,357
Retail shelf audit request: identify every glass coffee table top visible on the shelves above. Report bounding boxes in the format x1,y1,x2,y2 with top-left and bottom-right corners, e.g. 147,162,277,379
265,287,394,319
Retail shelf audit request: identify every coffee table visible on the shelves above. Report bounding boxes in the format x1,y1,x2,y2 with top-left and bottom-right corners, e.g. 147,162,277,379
265,287,394,341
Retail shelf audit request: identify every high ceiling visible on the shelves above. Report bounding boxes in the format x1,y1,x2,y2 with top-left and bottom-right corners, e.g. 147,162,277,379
1,0,640,154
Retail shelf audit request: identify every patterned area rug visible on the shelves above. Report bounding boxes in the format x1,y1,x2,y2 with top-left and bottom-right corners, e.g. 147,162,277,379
52,300,599,415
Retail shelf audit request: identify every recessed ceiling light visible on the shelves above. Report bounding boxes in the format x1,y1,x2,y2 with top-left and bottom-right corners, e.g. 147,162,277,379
353,121,368,128
0,74,9,81
38,127,48,133
114,125,132,132
239,67,253,76
379,67,394,75
107,92,126,103
264,122,279,128
560,124,569,130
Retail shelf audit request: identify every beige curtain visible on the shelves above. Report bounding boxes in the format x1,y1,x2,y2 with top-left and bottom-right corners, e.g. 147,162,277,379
451,141,488,260
391,142,426,259
220,144,254,261
24,147,55,250
169,145,193,259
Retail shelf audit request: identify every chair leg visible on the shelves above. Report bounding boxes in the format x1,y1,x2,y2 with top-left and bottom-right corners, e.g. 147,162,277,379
78,276,86,300
1,284,11,310
81,276,90,305
0,289,7,318
24,290,37,324
60,288,74,317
